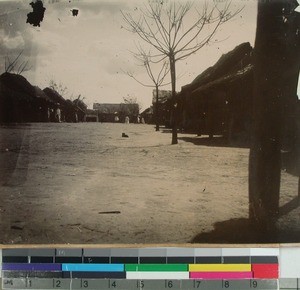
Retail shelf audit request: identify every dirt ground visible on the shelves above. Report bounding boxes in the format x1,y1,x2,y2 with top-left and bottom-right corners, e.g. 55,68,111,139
0,123,299,245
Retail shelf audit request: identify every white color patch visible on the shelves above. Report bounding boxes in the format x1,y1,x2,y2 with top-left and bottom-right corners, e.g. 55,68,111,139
250,248,280,256
280,247,300,278
126,271,189,280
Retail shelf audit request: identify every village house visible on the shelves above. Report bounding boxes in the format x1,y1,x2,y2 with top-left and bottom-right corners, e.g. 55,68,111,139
33,86,53,122
0,72,86,123
93,102,139,123
175,42,254,142
84,109,99,122
175,41,300,174
140,90,172,126
41,87,87,123
43,87,67,122
152,89,172,127
0,72,52,122
140,107,153,124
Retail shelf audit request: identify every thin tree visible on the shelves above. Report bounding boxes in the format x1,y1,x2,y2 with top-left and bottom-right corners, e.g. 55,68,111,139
121,95,141,120
126,49,170,131
122,0,242,144
123,95,143,113
49,80,68,98
249,0,300,232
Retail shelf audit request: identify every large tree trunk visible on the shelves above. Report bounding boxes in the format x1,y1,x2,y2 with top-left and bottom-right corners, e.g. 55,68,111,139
169,54,178,145
249,0,300,230
155,85,159,132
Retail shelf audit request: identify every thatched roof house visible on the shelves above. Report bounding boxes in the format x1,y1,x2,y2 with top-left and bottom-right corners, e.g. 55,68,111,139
43,87,66,105
34,86,52,102
0,72,36,99
0,72,86,123
140,106,153,124
0,72,52,122
43,88,87,122
176,42,254,141
183,42,252,91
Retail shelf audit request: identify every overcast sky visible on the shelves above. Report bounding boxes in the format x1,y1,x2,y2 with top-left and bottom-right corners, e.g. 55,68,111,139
0,0,298,110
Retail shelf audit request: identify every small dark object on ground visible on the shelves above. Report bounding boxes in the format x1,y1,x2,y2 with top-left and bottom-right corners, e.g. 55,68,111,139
122,133,129,138
98,211,121,214
11,225,23,230
71,9,79,16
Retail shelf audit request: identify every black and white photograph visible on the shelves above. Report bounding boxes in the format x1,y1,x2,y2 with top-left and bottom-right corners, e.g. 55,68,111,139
0,0,300,245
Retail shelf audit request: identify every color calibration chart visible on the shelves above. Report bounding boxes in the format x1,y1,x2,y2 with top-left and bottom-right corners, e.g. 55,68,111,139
0,247,299,290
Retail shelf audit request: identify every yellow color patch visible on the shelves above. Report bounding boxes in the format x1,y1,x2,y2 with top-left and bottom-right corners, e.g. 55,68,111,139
189,264,252,272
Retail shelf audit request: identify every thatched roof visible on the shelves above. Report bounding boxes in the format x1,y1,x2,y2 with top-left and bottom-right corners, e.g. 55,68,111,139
0,72,36,102
192,64,253,95
180,42,253,96
43,87,66,105
73,98,87,112
0,73,75,109
141,107,153,115
34,86,52,102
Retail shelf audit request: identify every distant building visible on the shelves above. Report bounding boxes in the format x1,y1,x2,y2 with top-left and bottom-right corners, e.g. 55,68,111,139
151,89,173,127
140,106,153,124
93,103,139,123
84,109,99,122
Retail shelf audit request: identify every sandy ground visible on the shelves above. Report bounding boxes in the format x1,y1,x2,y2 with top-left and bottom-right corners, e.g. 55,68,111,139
0,123,299,245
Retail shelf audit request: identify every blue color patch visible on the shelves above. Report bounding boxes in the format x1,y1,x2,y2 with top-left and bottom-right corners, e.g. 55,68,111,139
2,263,61,271
62,263,124,272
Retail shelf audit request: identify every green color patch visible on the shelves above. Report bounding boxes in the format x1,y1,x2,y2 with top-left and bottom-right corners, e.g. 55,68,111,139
125,264,188,272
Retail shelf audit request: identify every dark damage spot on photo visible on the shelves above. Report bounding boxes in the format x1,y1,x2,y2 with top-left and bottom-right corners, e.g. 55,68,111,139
71,9,79,17
26,0,46,27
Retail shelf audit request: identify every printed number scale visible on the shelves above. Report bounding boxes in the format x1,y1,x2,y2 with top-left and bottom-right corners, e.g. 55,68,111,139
0,247,296,290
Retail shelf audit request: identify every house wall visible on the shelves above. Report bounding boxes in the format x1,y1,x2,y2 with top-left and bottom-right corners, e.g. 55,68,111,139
178,73,253,142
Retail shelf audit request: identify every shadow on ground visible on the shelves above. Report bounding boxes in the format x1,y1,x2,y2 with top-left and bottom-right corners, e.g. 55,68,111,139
159,127,250,148
160,128,172,134
191,217,300,243
179,136,250,149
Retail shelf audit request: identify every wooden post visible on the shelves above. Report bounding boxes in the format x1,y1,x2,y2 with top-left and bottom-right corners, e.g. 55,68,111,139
249,0,300,228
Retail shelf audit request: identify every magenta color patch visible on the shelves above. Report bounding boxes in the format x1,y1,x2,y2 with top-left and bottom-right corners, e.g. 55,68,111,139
190,271,253,279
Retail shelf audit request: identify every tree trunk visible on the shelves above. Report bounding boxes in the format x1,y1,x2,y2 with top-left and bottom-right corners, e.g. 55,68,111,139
249,0,300,230
169,53,178,145
298,176,300,203
155,85,159,131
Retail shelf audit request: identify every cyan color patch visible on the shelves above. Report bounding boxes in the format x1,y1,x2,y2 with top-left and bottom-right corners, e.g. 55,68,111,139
62,263,124,272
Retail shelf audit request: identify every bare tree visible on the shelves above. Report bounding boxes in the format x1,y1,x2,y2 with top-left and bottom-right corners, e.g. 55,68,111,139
126,48,170,131
49,80,68,98
4,51,31,75
123,95,140,107
122,0,242,144
122,95,141,119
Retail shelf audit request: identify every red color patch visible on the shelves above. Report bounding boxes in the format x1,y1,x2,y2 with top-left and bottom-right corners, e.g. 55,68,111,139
252,264,278,279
